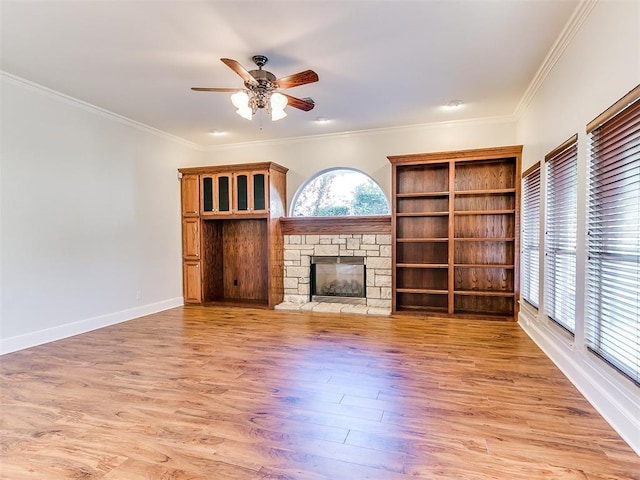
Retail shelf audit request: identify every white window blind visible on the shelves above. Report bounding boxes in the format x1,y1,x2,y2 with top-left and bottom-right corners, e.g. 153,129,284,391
586,87,640,385
545,136,578,333
522,164,541,308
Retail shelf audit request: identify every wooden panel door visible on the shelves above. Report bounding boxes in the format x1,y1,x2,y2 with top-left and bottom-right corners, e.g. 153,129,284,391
183,261,202,303
181,174,199,217
182,218,200,261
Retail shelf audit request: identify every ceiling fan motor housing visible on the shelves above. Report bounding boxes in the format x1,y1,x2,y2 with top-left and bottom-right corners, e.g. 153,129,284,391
246,69,277,109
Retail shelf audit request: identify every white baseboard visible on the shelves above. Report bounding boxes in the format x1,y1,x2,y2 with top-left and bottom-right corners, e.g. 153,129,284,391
0,297,184,355
518,310,640,457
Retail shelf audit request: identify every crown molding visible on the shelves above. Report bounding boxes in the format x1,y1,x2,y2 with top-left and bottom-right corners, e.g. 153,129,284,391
513,0,598,120
200,114,517,152
0,71,200,150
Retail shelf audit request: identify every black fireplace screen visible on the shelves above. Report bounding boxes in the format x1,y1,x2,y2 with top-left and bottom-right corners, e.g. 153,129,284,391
310,256,366,299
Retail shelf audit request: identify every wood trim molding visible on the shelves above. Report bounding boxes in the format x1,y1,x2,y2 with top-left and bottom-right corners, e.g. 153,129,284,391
279,216,392,235
388,145,523,165
587,84,640,133
545,134,578,162
522,161,541,178
179,162,288,175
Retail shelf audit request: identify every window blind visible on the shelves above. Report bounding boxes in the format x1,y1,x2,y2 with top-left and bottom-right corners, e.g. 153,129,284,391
522,164,541,308
545,136,578,333
586,87,640,385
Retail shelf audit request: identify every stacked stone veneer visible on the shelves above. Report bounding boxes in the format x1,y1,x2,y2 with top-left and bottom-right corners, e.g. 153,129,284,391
282,234,392,311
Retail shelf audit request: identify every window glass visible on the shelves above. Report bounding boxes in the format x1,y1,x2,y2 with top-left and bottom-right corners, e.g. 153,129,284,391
521,165,540,308
291,168,389,217
586,91,639,385
544,138,578,333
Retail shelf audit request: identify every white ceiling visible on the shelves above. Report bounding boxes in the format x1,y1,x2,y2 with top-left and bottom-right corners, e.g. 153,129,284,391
0,0,580,147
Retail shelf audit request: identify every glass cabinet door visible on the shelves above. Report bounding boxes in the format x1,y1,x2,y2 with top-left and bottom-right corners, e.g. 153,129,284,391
235,171,268,213
217,174,231,213
201,174,232,215
235,174,249,211
252,172,267,212
201,176,215,214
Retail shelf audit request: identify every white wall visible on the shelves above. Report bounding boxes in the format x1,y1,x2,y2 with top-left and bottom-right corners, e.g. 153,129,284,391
517,0,640,455
194,118,518,210
0,75,201,353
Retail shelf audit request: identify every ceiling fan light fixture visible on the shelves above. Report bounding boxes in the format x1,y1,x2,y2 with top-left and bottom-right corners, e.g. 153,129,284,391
231,90,250,109
271,108,287,121
270,92,288,121
236,106,253,120
270,92,287,110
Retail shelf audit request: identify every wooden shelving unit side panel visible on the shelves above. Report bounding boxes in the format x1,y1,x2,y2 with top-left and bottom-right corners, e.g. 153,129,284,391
267,168,287,308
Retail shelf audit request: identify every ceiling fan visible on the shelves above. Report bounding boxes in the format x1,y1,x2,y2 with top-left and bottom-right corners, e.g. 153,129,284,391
191,55,319,121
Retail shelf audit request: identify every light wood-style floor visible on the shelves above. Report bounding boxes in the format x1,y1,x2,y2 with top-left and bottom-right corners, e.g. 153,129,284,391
1,306,638,479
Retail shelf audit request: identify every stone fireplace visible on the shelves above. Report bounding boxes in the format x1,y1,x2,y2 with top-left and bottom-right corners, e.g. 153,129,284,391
275,219,392,315
311,256,366,304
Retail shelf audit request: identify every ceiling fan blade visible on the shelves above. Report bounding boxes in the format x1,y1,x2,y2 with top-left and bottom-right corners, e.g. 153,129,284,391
275,70,319,89
191,87,241,93
221,58,258,86
283,94,315,112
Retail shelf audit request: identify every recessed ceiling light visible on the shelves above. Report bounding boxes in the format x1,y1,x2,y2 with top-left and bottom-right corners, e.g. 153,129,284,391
314,117,330,124
209,129,226,136
444,100,463,110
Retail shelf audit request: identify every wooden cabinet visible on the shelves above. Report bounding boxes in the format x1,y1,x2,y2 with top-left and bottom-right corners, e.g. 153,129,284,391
389,146,521,319
178,162,288,308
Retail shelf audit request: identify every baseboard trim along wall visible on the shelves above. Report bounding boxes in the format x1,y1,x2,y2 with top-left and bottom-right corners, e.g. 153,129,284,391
0,297,184,355
518,310,640,457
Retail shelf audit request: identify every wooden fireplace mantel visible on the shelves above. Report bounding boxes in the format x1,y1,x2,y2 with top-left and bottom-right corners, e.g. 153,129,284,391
279,215,392,235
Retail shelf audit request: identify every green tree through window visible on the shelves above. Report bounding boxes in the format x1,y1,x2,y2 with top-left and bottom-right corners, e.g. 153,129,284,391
291,169,389,217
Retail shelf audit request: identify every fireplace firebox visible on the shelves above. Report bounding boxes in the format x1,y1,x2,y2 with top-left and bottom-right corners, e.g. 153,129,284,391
310,256,366,304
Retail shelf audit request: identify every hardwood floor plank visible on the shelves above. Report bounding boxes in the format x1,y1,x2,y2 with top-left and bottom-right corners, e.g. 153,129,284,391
1,306,637,479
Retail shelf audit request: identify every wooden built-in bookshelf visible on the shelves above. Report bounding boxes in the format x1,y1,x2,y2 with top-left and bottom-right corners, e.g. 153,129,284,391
388,146,522,319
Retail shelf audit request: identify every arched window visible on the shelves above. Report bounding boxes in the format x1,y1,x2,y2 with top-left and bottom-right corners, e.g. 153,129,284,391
291,168,389,217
